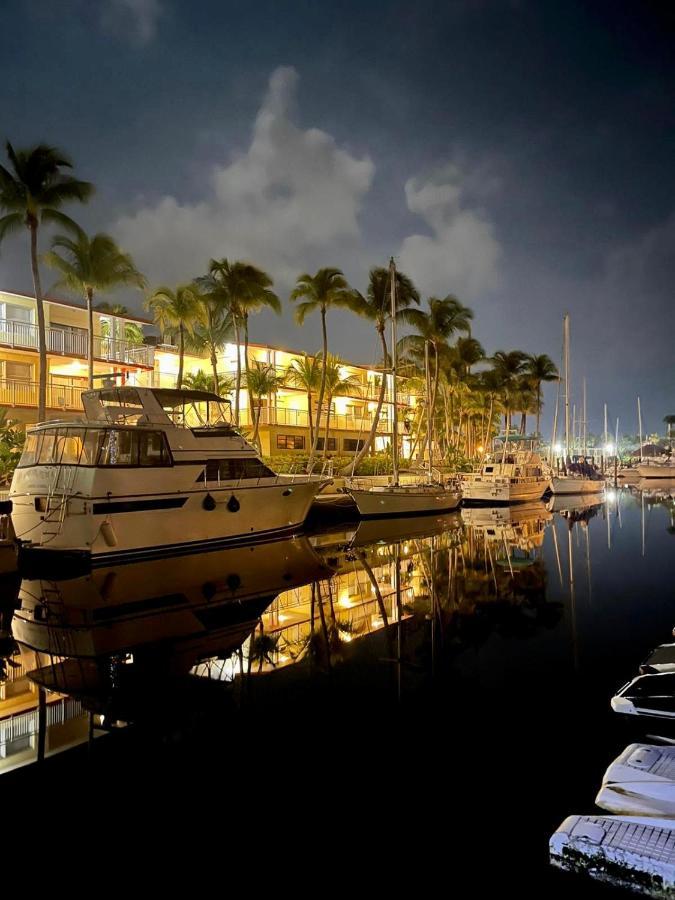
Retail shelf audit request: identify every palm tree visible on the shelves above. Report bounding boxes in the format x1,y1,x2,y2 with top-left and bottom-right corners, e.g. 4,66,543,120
146,284,204,389
0,142,93,419
200,259,279,426
185,294,233,394
95,301,130,316
524,354,559,437
44,229,145,388
284,354,321,446
489,350,529,435
320,354,361,458
246,360,283,448
341,266,420,473
290,268,353,468
399,295,473,461
664,414,675,448
182,369,235,397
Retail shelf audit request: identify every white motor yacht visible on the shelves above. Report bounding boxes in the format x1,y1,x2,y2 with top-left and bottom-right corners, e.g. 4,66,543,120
460,441,550,504
595,744,675,818
10,386,327,565
637,460,675,479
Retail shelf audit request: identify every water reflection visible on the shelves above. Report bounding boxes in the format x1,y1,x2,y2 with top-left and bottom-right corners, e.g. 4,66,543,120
2,486,675,895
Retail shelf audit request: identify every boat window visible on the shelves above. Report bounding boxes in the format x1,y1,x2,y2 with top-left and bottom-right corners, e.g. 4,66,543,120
82,429,107,465
17,432,39,467
96,387,148,424
139,431,169,466
97,430,170,466
37,432,57,465
196,457,275,482
153,390,231,428
56,430,85,465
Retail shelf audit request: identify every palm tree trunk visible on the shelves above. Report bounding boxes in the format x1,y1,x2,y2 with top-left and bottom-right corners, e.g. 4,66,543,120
536,384,542,437
341,326,387,474
243,314,251,411
307,390,314,447
29,222,47,421
252,395,261,446
308,307,328,469
85,286,95,390
233,317,242,425
323,399,332,459
178,323,184,389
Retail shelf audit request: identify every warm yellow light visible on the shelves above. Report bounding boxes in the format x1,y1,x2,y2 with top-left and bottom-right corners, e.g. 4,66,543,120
339,590,353,608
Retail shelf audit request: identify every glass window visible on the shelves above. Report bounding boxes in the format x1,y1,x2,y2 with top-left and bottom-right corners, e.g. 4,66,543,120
55,429,84,465
139,431,168,466
37,432,58,464
81,429,107,465
343,438,365,452
17,433,39,467
276,434,305,450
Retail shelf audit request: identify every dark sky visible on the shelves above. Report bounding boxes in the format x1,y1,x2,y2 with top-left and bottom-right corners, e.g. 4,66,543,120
1,0,673,436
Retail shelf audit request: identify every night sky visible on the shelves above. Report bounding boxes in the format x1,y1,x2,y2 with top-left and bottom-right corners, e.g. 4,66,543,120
1,0,673,436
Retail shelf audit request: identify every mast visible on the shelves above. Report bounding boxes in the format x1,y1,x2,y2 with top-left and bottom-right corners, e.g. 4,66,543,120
582,377,587,455
638,396,643,463
564,314,570,459
604,403,608,452
390,257,399,486
425,338,432,482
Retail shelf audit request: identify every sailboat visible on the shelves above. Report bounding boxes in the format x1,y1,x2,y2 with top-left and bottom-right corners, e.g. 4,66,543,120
549,314,605,495
346,259,462,518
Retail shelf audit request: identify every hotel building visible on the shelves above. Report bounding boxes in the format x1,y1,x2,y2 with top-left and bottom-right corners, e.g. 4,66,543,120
0,289,420,458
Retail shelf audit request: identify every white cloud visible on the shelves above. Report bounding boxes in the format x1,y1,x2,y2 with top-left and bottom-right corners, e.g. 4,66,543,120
112,66,374,287
397,163,501,298
99,0,163,44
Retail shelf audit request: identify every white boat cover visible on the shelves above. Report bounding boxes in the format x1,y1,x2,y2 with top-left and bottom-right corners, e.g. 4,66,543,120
596,744,675,816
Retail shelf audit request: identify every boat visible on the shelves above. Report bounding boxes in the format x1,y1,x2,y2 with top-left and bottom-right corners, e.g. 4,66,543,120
550,813,675,897
611,672,675,720
346,259,461,518
637,460,675,479
641,644,675,675
595,744,675,817
460,438,550,504
9,386,328,564
0,500,17,577
549,314,606,495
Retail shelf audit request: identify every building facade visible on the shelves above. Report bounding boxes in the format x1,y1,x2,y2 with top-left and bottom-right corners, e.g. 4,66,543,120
0,289,421,458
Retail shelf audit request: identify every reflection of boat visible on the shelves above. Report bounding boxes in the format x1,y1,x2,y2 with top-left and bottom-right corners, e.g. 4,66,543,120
636,478,675,499
10,387,327,564
611,672,675,720
13,535,331,658
461,501,550,529
550,814,675,896
595,744,675,817
460,441,550,504
546,494,604,515
348,512,461,549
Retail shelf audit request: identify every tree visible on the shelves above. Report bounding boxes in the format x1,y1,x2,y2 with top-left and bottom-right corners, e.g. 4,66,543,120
489,350,529,434
290,268,353,469
200,259,279,426
182,369,235,397
284,354,321,446
340,266,420,473
319,354,361,458
246,360,283,448
399,295,473,461
146,284,204,389
524,354,559,437
664,414,675,447
44,229,145,388
95,301,130,316
0,142,93,419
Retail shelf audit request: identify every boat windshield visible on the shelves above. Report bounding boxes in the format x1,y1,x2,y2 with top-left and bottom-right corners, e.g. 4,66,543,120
152,390,231,428
17,427,171,467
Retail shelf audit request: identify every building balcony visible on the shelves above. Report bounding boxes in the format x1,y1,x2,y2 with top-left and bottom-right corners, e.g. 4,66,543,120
0,379,86,412
0,319,154,367
238,405,392,433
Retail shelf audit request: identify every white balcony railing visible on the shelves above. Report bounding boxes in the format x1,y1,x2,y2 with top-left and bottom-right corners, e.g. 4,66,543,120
0,319,153,367
238,405,392,433
0,379,86,411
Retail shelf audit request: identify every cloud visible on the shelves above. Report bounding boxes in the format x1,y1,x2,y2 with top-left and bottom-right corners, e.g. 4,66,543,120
100,0,163,43
397,163,502,298
112,66,374,287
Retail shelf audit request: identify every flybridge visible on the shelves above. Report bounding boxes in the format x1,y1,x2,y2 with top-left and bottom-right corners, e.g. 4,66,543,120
81,386,233,430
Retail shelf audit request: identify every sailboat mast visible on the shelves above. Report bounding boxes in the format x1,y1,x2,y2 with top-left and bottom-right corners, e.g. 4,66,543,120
425,338,432,481
564,314,570,459
390,257,399,486
582,378,587,455
638,396,643,463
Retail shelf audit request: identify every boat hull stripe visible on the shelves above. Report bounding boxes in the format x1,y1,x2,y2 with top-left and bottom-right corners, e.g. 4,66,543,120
91,497,188,514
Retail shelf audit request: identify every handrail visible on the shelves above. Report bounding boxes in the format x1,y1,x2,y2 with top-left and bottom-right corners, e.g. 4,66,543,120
0,318,153,366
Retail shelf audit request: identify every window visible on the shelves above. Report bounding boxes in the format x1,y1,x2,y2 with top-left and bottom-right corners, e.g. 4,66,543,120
316,437,336,451
343,438,365,452
0,303,33,324
277,434,305,450
18,427,170,467
3,361,32,382
196,457,275,482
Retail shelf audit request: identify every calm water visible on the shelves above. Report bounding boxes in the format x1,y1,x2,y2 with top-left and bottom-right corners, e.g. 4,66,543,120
2,484,675,887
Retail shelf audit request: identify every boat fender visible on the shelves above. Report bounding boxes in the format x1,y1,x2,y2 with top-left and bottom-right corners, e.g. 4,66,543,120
227,495,240,513
203,493,217,511
101,521,117,547
282,488,292,496
226,573,241,591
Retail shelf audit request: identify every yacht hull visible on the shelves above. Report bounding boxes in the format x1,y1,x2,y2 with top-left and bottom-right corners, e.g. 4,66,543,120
348,486,461,518
549,476,606,495
11,474,323,565
636,464,675,479
460,478,548,505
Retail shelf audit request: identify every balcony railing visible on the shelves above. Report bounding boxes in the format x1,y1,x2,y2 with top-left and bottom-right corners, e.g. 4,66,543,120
0,379,86,411
238,405,392,433
0,319,153,367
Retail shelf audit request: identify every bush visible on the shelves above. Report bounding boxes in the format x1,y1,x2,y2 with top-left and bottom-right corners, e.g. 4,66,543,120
0,409,25,486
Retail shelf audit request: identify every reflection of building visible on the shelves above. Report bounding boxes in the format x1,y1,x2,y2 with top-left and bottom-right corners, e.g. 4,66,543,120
0,288,421,458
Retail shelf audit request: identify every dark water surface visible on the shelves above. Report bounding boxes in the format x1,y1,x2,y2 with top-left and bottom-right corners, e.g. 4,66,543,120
1,484,674,888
